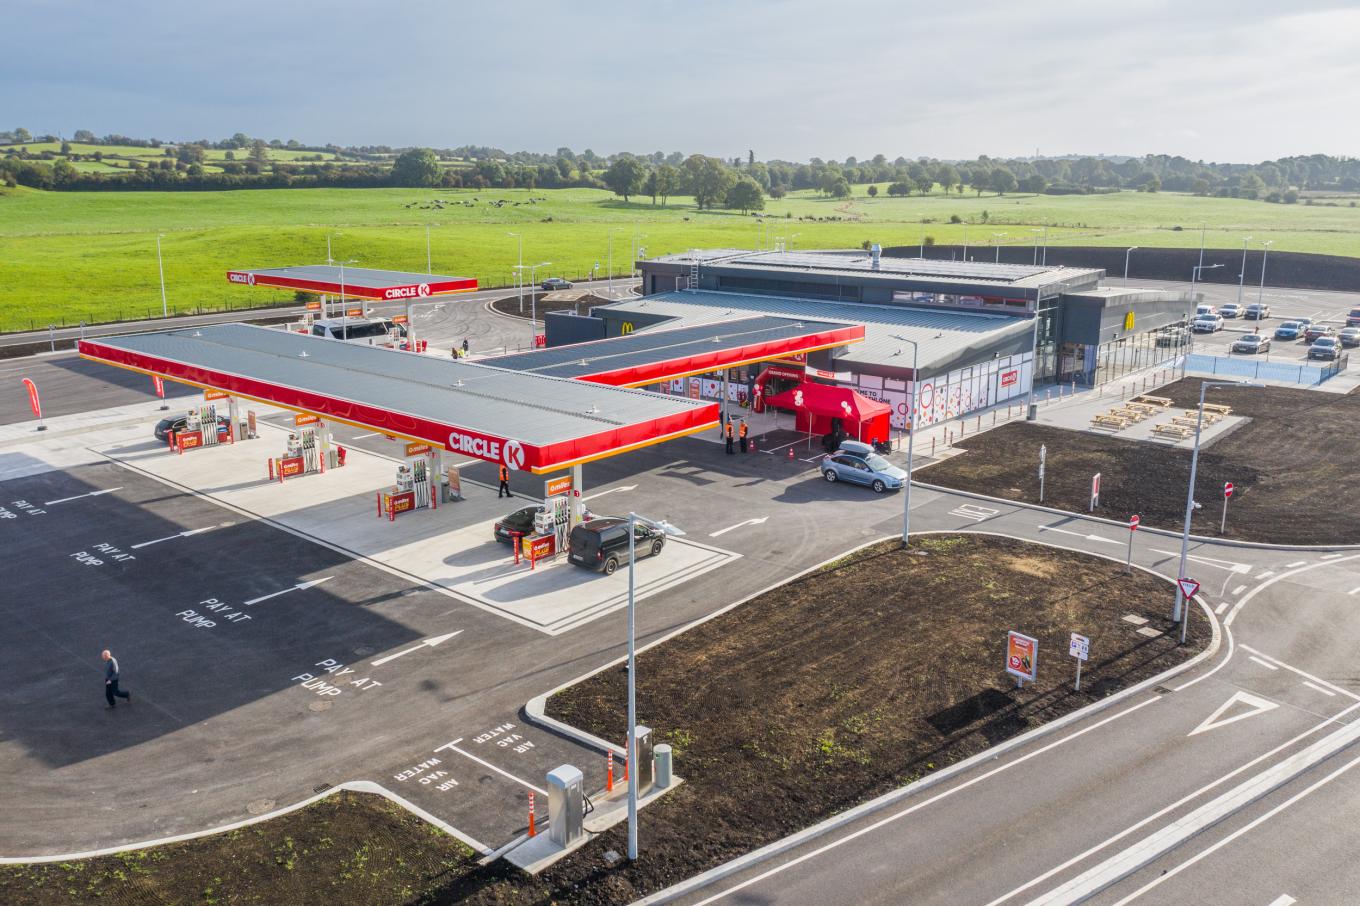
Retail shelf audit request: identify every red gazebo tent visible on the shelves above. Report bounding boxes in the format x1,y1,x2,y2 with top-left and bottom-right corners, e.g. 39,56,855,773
765,381,891,444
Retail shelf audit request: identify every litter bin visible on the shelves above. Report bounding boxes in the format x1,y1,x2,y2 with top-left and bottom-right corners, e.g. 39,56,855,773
1026,403,1038,421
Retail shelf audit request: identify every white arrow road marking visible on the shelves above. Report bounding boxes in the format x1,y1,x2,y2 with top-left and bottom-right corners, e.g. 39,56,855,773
1188,690,1280,736
45,488,121,505
582,484,637,502
709,516,770,538
242,576,334,606
1150,548,1252,573
436,737,547,795
370,630,463,667
1038,525,1122,545
131,522,233,549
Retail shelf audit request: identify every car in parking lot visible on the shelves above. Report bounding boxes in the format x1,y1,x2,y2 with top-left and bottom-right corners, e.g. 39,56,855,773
1156,326,1191,347
1244,303,1271,320
1309,337,1343,361
566,516,664,575
1347,308,1360,328
541,277,573,291
822,440,907,493
1304,323,1336,343
153,413,231,443
1340,327,1360,348
1274,321,1305,340
1192,313,1224,333
1232,334,1271,354
1219,303,1243,319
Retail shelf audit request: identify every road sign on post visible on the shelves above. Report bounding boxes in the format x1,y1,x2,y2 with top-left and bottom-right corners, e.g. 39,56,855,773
1069,632,1090,691
1038,445,1047,503
1125,514,1139,573
1221,481,1234,534
1090,472,1101,511
1177,577,1200,599
1006,631,1038,687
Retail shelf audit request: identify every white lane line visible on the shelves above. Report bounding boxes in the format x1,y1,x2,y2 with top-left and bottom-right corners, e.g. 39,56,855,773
1248,656,1279,671
1320,553,1344,560
130,523,230,549
1215,601,1231,615
1030,717,1360,905
1038,525,1122,545
1256,570,1276,580
1149,548,1251,573
1285,560,1307,568
1267,896,1297,906
1240,645,1360,702
1302,681,1337,698
1348,586,1360,596
582,484,638,502
45,488,121,505
435,738,548,795
691,696,1163,906
352,432,381,439
1232,585,1247,596
984,702,1360,906
1106,752,1360,906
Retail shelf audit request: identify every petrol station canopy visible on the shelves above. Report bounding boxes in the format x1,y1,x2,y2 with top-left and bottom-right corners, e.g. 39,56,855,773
78,324,715,474
226,265,478,301
488,316,864,386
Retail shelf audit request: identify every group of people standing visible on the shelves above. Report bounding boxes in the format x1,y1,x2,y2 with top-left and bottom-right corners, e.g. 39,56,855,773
723,416,750,454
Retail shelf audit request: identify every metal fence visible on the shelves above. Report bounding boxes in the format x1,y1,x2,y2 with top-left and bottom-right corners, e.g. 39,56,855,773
1184,352,1348,385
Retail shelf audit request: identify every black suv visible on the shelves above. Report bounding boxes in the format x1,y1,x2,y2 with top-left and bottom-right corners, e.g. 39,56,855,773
567,517,664,575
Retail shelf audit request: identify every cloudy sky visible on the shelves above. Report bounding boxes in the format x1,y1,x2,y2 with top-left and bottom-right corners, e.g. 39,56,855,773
9,0,1359,162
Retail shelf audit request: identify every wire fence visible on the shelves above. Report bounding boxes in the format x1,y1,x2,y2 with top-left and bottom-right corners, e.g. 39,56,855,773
1184,352,1348,385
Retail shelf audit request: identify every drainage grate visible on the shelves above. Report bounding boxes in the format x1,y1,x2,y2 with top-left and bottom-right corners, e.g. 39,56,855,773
313,783,332,794
1153,686,1172,695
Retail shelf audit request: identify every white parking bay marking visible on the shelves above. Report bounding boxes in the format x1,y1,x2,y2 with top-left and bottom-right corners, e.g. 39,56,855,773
952,503,999,522
1302,681,1337,698
435,738,548,795
709,517,769,538
45,488,121,505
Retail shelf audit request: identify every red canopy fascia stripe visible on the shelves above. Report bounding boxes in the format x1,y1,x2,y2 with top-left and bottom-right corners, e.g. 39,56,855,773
226,271,477,301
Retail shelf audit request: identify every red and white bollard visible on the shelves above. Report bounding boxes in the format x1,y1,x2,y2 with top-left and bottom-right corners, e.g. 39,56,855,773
527,791,536,837
624,739,630,783
787,446,794,460
607,750,615,793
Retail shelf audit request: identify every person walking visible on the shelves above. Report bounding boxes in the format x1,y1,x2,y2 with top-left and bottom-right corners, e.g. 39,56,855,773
498,464,511,498
738,419,749,453
724,420,734,454
102,650,130,708
462,338,470,357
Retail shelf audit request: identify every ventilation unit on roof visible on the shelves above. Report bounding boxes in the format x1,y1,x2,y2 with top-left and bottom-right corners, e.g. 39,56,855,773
871,244,882,271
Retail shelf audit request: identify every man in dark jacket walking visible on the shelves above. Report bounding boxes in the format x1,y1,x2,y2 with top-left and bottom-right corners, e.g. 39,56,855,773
102,649,130,708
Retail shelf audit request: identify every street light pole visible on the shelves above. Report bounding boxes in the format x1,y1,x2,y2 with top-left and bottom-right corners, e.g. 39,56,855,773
1026,284,1047,415
900,340,920,545
426,224,433,275
1257,240,1273,305
507,232,523,313
156,234,168,318
1030,228,1042,265
992,232,1007,263
1189,263,1223,307
1236,236,1253,307
1124,246,1139,286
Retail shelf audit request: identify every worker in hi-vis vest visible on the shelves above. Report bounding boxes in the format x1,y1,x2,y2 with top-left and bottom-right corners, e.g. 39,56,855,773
724,420,735,454
738,419,749,453
498,464,511,498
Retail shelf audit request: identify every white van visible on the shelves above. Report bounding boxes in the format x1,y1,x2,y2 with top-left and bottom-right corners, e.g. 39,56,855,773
308,317,405,346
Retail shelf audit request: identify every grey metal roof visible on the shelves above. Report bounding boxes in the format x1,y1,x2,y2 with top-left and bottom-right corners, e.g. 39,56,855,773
596,290,1033,372
486,316,850,380
85,324,711,447
239,264,471,290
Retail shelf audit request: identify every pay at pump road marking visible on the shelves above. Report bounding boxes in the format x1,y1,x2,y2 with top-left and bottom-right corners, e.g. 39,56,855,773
131,523,232,549
45,488,121,505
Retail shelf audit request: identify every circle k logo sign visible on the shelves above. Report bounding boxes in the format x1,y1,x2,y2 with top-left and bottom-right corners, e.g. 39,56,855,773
502,440,525,470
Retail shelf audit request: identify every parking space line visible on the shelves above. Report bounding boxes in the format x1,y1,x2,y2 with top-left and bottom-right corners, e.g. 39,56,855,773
1302,682,1337,698
1248,656,1279,671
435,738,548,795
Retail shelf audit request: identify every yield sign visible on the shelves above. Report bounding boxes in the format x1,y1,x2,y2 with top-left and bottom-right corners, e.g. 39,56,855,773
1178,577,1201,598
1188,690,1279,736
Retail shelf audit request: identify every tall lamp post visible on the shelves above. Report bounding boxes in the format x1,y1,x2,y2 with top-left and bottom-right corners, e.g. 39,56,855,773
425,224,434,275
625,512,685,861
156,233,168,318
899,339,920,545
1025,284,1049,416
1124,246,1139,286
507,232,523,313
337,259,358,320
992,232,1008,263
1235,236,1253,307
1173,380,1259,642
1189,262,1223,308
514,262,551,344
607,228,625,296
1029,228,1043,265
1257,239,1274,305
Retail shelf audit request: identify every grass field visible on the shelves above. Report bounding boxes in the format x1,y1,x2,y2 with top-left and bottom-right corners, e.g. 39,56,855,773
2,183,1359,332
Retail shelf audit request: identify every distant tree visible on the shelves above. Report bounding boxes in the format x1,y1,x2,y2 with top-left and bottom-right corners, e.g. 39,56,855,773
60,140,71,155
52,159,77,183
768,184,786,199
681,155,736,209
1018,174,1047,194
187,162,205,178
1142,175,1161,193
887,181,911,197
866,184,878,197
176,144,205,164
913,173,934,195
13,127,31,143
652,163,679,205
726,177,765,213
391,148,440,187
748,149,755,167
604,154,646,202
1239,172,1266,199
73,129,96,143
249,139,269,163
230,132,251,149
224,150,234,161
556,156,574,180
969,170,990,196
1191,177,1210,195
1283,188,1300,204
934,164,961,194
989,168,1017,195
829,177,852,199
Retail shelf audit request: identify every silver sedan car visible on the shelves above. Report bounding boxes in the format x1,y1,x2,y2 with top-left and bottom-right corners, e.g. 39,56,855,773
822,448,907,493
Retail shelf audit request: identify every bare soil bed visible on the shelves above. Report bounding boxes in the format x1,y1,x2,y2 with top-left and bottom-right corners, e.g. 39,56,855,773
920,380,1360,545
490,292,596,320
0,791,479,906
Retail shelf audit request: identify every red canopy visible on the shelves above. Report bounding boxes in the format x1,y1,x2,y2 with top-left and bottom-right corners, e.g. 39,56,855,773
765,381,892,443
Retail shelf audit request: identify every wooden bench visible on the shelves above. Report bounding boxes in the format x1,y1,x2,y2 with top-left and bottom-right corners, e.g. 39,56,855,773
1135,395,1174,407
1153,423,1194,439
1091,414,1129,430
1110,408,1145,421
1182,409,1222,424
1172,416,1201,429
1202,403,1233,415
1125,402,1159,415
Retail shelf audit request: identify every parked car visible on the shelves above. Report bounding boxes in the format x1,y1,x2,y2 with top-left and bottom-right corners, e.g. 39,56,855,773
1274,321,1304,340
1192,314,1224,333
309,316,403,345
541,277,573,291
1232,334,1271,354
1339,327,1360,348
1243,303,1271,320
493,504,596,544
1293,317,1314,332
1195,303,1217,317
1303,323,1336,343
154,413,230,443
566,517,664,575
1219,303,1243,319
1156,326,1191,348
822,441,907,493
1309,337,1343,361
1347,308,1360,328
